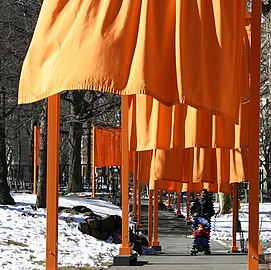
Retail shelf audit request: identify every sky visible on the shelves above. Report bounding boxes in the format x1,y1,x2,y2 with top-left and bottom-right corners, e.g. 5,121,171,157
0,192,270,269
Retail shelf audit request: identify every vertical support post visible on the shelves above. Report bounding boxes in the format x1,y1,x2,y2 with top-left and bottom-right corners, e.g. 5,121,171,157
176,192,181,216
119,95,132,255
152,183,160,248
86,126,91,192
231,183,238,252
46,94,60,270
148,189,154,246
159,190,163,205
248,1,261,269
91,126,96,198
33,126,40,195
137,183,142,228
132,152,138,221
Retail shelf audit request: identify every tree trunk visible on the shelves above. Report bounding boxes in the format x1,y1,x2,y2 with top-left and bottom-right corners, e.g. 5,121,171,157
67,121,84,192
36,101,47,208
218,192,232,215
67,92,84,193
28,120,35,190
0,90,15,205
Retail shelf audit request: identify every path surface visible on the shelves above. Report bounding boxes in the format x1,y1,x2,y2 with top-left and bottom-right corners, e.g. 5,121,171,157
109,199,248,270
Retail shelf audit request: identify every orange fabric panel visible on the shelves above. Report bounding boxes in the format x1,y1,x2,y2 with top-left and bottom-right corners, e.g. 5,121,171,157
229,148,249,183
129,95,173,151
155,180,183,193
94,126,135,170
212,148,248,184
148,147,248,190
94,127,121,167
174,105,213,149
137,150,153,185
182,182,232,194
212,103,248,149
19,0,247,122
151,148,185,184
129,95,249,151
152,148,213,183
239,14,252,100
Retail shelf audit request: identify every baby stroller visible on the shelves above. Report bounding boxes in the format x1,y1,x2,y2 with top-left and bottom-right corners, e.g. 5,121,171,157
191,216,211,255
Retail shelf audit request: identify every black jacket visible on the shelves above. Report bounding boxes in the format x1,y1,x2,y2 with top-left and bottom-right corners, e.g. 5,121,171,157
191,196,215,219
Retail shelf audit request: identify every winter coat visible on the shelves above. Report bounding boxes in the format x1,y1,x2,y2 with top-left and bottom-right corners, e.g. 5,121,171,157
191,196,215,219
193,228,209,238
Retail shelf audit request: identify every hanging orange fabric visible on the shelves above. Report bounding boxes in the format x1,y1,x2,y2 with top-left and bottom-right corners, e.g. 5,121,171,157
129,95,249,151
182,182,233,194
19,0,247,123
148,147,248,190
94,126,121,167
137,150,153,185
155,180,183,193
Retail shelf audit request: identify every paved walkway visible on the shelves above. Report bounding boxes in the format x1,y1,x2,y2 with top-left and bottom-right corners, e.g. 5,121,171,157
109,199,248,270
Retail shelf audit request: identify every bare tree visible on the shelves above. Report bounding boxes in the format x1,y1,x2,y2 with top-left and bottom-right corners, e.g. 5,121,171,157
260,1,271,199
0,88,15,205
36,100,47,208
218,193,232,215
0,1,41,204
61,90,121,194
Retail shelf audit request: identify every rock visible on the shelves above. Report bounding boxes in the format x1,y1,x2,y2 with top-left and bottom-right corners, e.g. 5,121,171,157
85,217,101,230
91,229,101,239
77,207,123,243
78,222,92,235
113,230,122,244
72,205,94,214
101,215,121,233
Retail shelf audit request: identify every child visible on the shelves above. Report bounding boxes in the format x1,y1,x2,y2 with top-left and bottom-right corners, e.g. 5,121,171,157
193,223,210,253
193,223,209,238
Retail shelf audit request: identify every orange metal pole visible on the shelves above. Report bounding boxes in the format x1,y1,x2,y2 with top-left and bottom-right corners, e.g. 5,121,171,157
119,95,132,255
46,94,60,270
91,126,96,198
248,1,261,269
176,192,181,215
152,184,160,247
132,152,138,221
33,126,40,195
137,183,142,228
231,183,238,252
159,190,163,204
148,189,153,246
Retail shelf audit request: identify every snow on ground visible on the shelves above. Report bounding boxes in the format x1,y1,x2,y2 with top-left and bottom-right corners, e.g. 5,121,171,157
0,193,122,270
210,203,271,244
0,193,270,269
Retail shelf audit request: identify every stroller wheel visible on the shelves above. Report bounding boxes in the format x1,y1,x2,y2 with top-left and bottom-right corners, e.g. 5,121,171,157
191,250,197,256
204,249,211,255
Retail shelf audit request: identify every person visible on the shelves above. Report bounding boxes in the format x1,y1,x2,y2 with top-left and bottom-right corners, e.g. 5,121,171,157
190,189,215,221
190,189,215,255
193,223,209,238
190,189,214,255
193,223,210,253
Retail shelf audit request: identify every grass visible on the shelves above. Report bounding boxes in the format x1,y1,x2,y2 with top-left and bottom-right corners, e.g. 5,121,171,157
58,261,112,270
58,267,99,270
4,239,28,247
